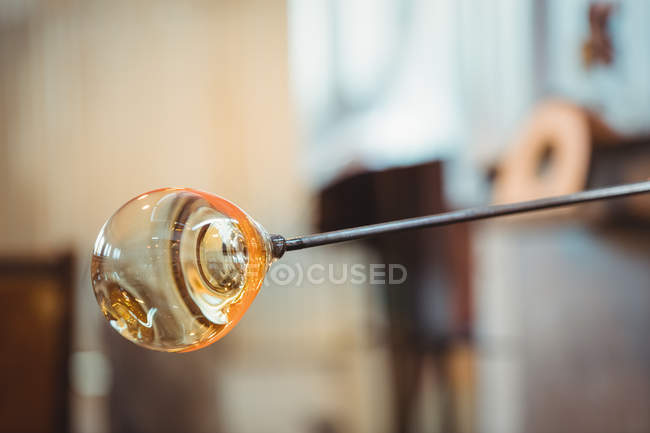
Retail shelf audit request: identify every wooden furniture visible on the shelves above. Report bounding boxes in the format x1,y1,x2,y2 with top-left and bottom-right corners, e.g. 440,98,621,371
317,160,473,433
0,253,74,433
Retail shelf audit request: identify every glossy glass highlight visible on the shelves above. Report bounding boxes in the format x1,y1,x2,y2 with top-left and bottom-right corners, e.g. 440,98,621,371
91,188,272,352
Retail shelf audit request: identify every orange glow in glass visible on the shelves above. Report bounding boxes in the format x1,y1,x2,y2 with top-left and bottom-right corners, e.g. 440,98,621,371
91,188,272,352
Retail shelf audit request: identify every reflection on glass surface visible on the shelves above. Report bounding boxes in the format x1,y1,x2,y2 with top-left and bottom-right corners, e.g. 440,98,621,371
91,188,272,352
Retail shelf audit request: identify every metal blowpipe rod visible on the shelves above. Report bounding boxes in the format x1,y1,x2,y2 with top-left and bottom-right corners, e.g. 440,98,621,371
282,180,650,252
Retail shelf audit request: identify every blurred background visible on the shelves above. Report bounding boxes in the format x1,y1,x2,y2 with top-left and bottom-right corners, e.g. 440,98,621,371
0,0,648,432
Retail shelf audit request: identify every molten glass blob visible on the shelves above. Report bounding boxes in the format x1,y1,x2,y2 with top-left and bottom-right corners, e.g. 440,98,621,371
91,188,273,352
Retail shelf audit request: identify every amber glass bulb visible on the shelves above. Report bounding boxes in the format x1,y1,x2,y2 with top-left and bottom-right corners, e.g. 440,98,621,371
91,188,273,352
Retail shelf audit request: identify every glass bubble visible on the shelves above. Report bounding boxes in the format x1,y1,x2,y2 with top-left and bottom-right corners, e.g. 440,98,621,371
91,188,273,352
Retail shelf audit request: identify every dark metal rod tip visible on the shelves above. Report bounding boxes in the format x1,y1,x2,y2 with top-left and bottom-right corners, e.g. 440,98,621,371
284,180,650,252
270,234,287,258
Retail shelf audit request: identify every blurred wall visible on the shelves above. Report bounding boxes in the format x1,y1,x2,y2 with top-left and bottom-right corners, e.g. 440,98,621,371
0,0,305,431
